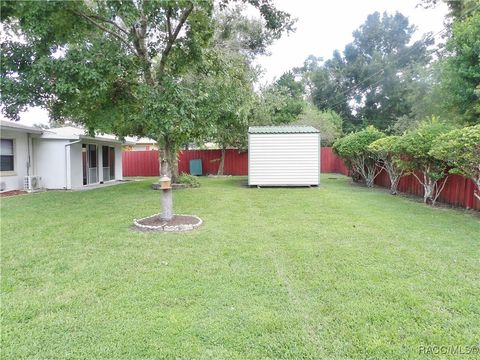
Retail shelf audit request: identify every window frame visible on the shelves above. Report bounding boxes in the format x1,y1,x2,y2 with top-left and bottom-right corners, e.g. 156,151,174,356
0,138,16,176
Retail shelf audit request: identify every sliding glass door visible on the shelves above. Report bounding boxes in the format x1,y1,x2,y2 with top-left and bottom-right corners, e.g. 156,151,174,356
82,144,99,185
102,146,115,181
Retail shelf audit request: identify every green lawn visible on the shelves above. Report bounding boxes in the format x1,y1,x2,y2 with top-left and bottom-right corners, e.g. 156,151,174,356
1,175,479,359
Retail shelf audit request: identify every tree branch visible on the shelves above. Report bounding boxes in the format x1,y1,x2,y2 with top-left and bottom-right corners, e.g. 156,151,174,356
157,3,194,80
73,10,136,53
433,175,449,204
411,171,425,187
166,6,173,41
129,0,155,85
80,12,131,38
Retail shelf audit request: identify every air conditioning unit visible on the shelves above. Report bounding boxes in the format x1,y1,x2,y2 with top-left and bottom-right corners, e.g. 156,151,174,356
24,176,42,191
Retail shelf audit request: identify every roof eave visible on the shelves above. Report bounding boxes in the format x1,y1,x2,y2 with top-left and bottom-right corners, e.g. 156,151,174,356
1,124,43,134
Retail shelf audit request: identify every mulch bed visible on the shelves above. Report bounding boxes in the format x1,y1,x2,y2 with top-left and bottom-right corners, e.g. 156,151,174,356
133,214,203,232
0,190,28,197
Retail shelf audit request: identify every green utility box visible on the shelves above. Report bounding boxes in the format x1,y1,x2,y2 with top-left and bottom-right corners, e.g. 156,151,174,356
189,159,202,176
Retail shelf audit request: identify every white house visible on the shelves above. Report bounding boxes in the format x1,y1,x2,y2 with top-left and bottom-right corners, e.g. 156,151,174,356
1,121,42,192
123,137,158,151
0,120,132,192
248,126,320,187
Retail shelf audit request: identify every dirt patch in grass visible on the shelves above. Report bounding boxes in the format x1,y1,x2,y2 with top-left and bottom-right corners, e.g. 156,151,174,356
0,190,28,197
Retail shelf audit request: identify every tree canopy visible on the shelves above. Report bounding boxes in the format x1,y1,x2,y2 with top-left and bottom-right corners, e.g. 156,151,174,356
439,7,480,124
333,126,385,187
1,0,294,177
392,118,452,204
294,105,343,146
430,124,480,198
297,11,432,132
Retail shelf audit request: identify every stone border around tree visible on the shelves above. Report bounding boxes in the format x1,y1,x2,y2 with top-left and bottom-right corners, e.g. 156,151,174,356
133,213,203,232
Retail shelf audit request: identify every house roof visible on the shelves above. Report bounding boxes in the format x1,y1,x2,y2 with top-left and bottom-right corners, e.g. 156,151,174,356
42,126,134,144
0,120,134,144
125,136,157,145
0,120,43,134
248,126,320,134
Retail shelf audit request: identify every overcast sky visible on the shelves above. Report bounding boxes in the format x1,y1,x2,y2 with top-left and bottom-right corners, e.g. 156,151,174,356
4,0,448,126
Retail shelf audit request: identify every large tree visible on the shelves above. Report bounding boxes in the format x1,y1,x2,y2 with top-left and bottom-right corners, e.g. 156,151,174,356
206,6,274,175
439,6,480,124
303,12,432,131
419,0,480,125
250,72,305,127
1,0,293,218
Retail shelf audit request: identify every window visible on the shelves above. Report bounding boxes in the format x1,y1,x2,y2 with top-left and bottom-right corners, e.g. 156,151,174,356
88,144,97,168
0,139,14,172
102,146,109,167
109,147,115,178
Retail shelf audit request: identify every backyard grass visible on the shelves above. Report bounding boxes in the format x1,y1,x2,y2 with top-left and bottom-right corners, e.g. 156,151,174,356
1,175,479,359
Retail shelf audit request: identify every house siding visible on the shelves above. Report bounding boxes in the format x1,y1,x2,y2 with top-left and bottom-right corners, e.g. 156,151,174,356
33,138,69,190
248,133,320,186
0,130,32,192
70,142,83,189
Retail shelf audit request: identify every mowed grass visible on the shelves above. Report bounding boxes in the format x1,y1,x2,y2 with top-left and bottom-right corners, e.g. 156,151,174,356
1,175,479,359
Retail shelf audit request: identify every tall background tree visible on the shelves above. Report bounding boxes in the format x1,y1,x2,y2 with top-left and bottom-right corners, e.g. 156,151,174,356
439,3,480,124
296,11,433,132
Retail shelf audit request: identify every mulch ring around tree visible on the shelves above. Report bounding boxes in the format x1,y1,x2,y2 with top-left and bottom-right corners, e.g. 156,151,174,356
132,214,202,232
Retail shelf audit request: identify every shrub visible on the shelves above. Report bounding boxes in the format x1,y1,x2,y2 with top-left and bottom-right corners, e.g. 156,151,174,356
392,118,452,205
369,136,403,195
430,124,480,200
177,173,201,188
333,126,385,187
294,105,343,146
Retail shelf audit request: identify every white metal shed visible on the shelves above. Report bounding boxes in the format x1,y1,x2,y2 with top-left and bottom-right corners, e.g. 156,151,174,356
248,126,320,186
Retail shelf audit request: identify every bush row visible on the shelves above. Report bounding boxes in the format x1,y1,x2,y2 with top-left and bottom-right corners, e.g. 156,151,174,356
332,119,480,206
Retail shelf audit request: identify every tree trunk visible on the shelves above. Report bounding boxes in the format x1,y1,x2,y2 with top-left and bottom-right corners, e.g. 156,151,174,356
364,163,380,188
389,173,401,195
217,146,226,175
159,140,174,221
365,176,375,188
474,177,480,201
168,149,179,184
385,163,402,195
423,178,434,204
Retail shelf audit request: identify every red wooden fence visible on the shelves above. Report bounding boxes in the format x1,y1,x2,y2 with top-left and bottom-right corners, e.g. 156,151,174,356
122,150,160,176
178,149,248,175
122,148,479,210
122,147,346,177
375,170,479,210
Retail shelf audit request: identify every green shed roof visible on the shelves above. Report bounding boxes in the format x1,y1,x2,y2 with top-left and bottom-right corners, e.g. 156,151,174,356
248,126,319,134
